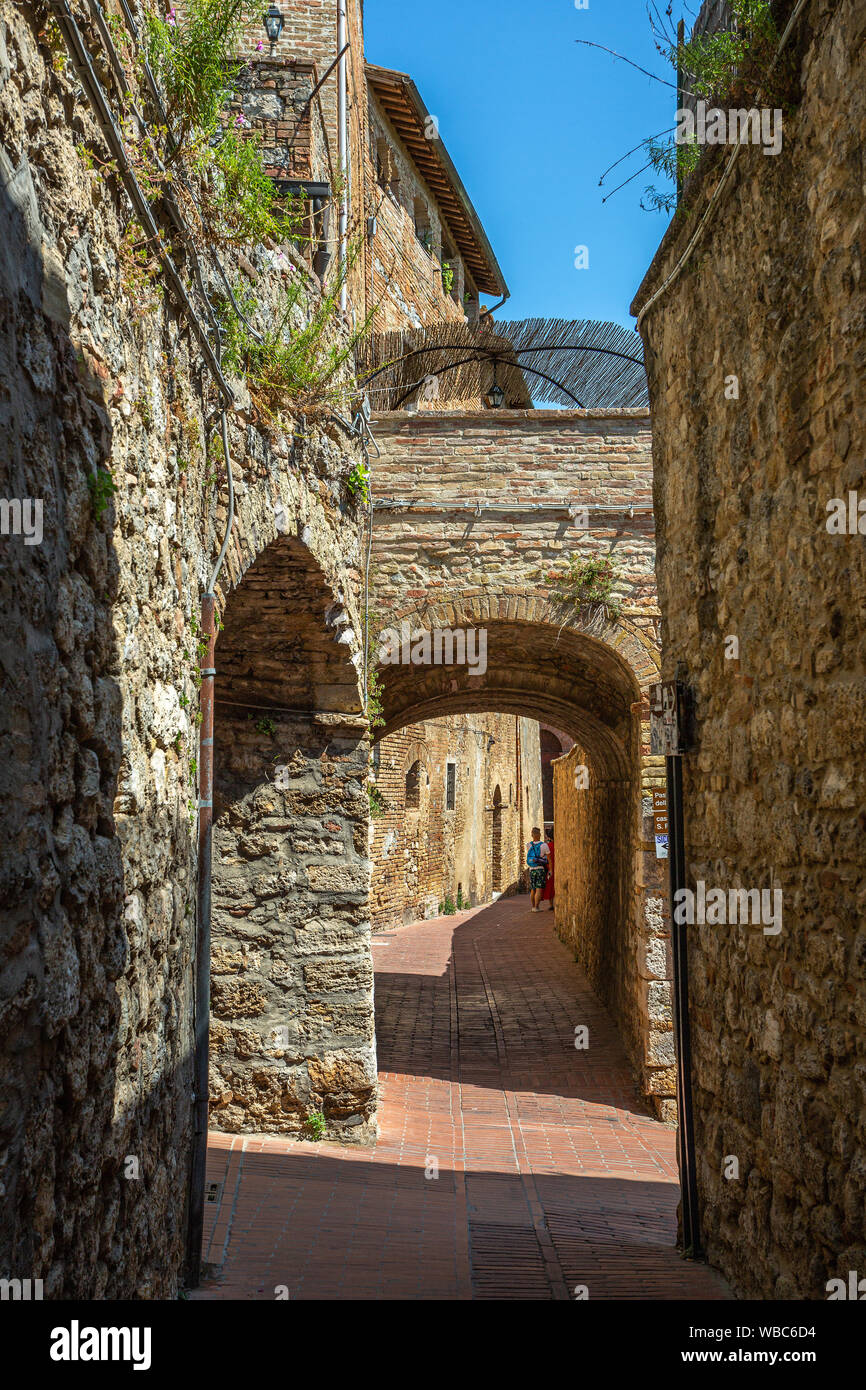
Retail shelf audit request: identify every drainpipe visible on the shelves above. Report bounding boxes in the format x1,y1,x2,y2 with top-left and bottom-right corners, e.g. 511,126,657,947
337,0,349,313
186,411,234,1287
667,749,701,1259
186,593,216,1283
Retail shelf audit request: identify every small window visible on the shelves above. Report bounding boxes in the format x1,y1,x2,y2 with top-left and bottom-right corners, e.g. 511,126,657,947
405,759,422,811
445,762,456,811
414,196,432,252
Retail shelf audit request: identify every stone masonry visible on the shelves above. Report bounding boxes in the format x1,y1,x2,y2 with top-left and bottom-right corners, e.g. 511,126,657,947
632,0,866,1298
368,407,672,1110
0,0,371,1297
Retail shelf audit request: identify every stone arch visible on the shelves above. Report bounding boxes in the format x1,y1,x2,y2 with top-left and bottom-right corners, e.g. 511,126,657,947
375,594,654,777
207,525,376,1143
373,590,669,1112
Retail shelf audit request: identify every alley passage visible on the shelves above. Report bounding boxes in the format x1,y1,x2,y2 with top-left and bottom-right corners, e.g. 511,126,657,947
194,900,730,1300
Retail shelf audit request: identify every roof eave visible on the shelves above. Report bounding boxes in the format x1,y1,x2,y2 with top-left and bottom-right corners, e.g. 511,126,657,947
366,64,509,300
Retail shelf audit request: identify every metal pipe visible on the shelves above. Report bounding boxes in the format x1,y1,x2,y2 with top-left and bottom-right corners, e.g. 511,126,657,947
186,594,216,1284
667,751,702,1258
337,0,349,313
371,500,653,516
479,293,509,320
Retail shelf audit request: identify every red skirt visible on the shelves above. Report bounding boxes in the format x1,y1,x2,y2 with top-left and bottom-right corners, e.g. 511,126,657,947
541,846,555,899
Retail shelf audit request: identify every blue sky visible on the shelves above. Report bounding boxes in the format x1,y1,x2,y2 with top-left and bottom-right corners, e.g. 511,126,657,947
364,0,686,330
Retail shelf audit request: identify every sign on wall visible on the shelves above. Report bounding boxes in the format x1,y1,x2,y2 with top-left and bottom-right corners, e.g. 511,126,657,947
649,681,681,756
652,788,668,859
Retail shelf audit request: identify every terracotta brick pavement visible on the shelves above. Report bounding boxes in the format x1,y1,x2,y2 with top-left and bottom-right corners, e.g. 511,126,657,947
192,897,731,1300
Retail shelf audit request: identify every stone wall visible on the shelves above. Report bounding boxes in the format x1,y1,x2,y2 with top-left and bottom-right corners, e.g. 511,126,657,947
632,0,866,1298
370,713,543,930
0,0,370,1297
553,744,674,1116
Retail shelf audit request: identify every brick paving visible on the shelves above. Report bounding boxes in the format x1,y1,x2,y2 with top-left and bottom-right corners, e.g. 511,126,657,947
193,897,731,1300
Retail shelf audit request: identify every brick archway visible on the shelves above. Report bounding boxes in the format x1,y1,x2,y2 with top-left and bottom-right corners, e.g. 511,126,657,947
375,595,651,778
372,594,670,1112
368,408,669,1112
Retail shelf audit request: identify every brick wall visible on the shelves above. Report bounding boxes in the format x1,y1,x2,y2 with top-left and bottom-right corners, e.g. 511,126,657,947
369,410,657,642
367,409,670,1111
370,713,543,930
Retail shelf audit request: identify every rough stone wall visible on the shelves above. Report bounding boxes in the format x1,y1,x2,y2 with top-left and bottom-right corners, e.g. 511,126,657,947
0,0,369,1297
369,409,659,687
227,59,325,185
632,0,866,1297
210,710,375,1140
554,744,674,1116
370,713,542,930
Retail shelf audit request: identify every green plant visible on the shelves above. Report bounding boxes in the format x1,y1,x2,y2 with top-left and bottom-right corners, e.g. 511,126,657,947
220,234,373,419
640,137,701,215
302,1110,326,1140
88,468,117,519
545,555,623,616
255,716,276,737
593,0,795,214
441,260,454,296
346,457,370,504
145,0,246,158
368,784,387,820
456,887,465,910
192,125,292,246
441,895,456,916
366,667,385,730
669,0,785,107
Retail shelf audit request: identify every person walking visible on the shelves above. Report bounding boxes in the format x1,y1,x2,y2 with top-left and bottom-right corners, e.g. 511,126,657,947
526,827,550,911
541,829,555,911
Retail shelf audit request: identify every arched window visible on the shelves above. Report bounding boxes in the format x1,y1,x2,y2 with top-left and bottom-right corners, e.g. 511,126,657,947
405,759,422,811
492,786,503,891
414,196,432,253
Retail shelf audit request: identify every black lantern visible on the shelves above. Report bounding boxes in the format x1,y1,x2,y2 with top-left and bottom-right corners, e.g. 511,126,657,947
262,5,284,51
484,361,505,409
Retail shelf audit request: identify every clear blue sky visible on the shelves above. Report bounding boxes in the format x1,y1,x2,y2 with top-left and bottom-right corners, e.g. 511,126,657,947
364,0,685,330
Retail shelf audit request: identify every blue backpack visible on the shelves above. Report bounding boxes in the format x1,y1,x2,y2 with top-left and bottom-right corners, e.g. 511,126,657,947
527,840,545,867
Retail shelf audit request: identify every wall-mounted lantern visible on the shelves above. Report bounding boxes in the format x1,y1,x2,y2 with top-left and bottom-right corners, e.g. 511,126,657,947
484,360,505,410
262,5,284,53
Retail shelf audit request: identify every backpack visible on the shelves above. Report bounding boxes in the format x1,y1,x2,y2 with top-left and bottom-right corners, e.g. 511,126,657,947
527,840,545,867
